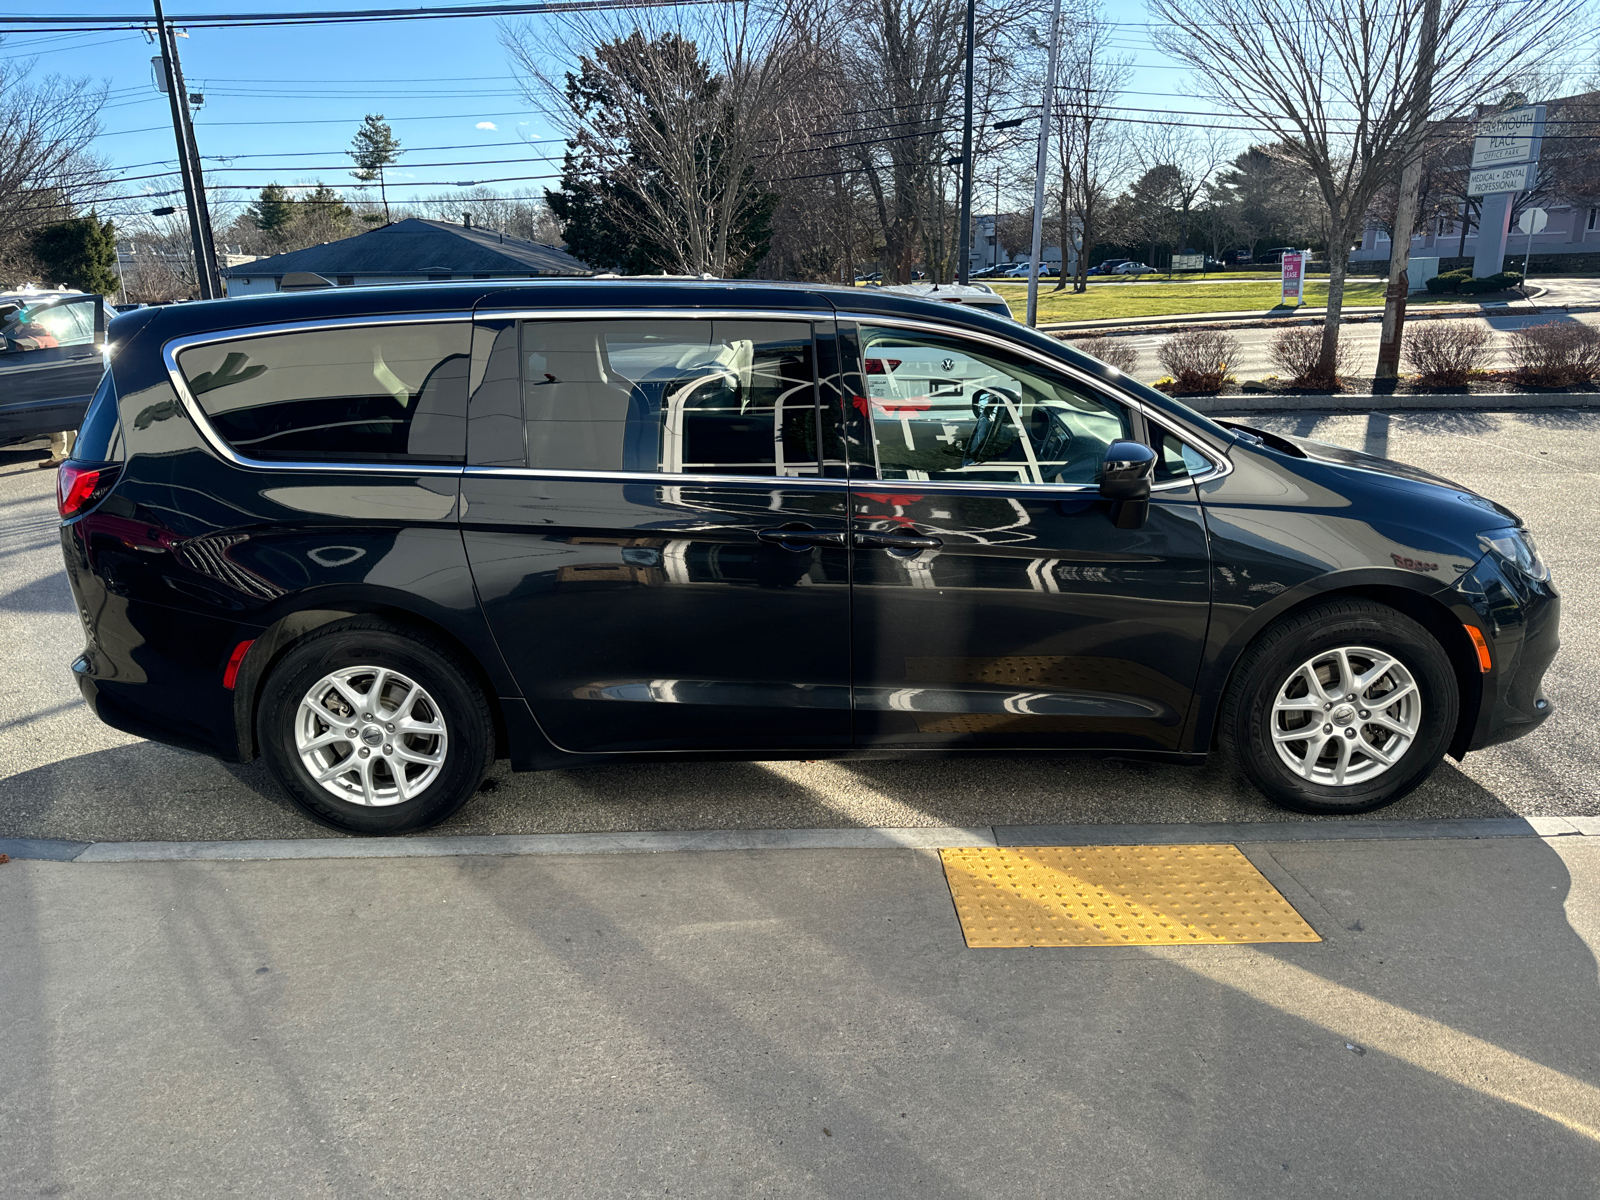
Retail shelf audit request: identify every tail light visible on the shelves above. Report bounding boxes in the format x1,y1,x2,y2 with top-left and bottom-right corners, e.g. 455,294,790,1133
57,463,113,518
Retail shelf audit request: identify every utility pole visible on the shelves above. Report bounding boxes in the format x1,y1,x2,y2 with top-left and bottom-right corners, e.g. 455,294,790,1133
152,0,221,299
1374,0,1442,379
1026,0,1063,327
956,0,975,285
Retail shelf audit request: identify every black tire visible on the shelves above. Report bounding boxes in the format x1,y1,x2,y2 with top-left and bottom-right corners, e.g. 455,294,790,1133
1222,599,1459,815
257,617,493,834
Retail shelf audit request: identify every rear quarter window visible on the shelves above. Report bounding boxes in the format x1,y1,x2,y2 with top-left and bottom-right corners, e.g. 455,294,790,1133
176,321,469,463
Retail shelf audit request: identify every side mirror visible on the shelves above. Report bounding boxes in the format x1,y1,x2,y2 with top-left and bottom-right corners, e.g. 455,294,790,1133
1099,440,1156,529
1099,440,1156,500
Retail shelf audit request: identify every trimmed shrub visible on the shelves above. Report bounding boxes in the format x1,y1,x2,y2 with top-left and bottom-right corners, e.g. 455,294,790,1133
1426,268,1473,295
1402,320,1493,388
1507,321,1600,387
1070,337,1139,376
1268,325,1350,389
1155,329,1240,393
1458,271,1525,294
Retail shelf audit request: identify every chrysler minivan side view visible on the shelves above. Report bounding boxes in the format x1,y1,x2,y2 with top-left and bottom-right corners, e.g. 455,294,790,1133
58,280,1558,833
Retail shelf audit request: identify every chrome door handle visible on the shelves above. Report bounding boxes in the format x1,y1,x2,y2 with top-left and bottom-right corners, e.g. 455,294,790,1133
853,531,943,551
757,525,847,551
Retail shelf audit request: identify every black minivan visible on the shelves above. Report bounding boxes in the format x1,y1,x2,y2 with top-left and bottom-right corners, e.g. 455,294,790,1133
59,281,1558,833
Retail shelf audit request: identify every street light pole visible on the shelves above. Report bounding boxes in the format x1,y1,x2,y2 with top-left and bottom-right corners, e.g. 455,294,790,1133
1025,0,1062,327
1374,0,1442,379
957,0,975,285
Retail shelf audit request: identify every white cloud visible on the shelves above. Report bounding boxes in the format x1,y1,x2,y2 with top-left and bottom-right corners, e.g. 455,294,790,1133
476,121,497,130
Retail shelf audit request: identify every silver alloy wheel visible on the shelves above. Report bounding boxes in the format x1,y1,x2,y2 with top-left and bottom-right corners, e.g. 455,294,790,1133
294,665,448,806
1270,645,1422,786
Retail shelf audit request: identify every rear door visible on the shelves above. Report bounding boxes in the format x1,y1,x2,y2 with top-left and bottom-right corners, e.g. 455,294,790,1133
460,305,852,754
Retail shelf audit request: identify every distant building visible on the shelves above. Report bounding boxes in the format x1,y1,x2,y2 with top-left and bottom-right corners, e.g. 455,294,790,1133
1353,92,1600,268
968,213,1080,276
222,217,592,296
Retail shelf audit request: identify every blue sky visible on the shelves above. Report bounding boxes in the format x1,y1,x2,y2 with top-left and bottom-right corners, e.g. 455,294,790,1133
3,3,1241,223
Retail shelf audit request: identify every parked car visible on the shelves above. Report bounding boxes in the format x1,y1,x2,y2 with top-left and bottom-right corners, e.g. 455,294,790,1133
1221,250,1253,267
59,280,1559,833
1112,261,1155,275
878,281,1013,320
1,289,112,447
1002,263,1058,278
1086,259,1130,276
1257,248,1297,265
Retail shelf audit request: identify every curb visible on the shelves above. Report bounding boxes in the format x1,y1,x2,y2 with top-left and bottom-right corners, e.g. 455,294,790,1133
2,816,1595,864
1184,392,1600,415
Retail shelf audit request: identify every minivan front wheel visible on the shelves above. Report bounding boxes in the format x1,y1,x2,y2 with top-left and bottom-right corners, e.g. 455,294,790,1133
258,619,493,834
1224,600,1459,814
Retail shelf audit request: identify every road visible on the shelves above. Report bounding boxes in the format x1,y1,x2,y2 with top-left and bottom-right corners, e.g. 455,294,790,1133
2,407,1598,845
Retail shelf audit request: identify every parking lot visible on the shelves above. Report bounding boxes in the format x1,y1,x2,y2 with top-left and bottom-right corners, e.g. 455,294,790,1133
3,407,1598,846
7,409,1600,1197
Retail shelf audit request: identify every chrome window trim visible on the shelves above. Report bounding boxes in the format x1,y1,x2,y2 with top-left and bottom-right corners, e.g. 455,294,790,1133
475,307,837,324
157,304,1229,492
836,309,1234,489
463,466,851,489
162,313,473,475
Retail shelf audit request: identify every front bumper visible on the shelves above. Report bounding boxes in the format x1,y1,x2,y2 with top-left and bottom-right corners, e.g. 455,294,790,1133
1447,554,1559,752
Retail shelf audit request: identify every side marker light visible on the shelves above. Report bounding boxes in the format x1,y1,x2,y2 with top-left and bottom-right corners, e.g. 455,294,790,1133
223,639,255,690
1464,625,1492,673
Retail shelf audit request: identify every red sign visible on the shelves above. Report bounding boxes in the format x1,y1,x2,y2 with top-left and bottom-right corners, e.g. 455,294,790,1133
1281,252,1305,306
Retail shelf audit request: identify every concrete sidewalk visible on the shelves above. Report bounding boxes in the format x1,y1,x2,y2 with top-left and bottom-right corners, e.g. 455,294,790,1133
5,828,1600,1196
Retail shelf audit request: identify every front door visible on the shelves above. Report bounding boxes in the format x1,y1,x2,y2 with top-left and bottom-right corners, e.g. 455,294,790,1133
840,320,1213,751
460,311,852,754
0,294,104,439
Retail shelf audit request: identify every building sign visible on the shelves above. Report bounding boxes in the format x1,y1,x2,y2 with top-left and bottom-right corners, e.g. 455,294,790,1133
1471,105,1543,169
1280,251,1306,306
1171,252,1204,271
1467,162,1536,197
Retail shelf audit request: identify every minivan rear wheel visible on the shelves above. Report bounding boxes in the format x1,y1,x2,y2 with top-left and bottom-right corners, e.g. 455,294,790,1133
1223,600,1458,814
258,618,493,834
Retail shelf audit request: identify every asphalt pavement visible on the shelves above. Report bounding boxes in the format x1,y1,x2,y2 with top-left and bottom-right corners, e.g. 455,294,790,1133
5,831,1600,1196
1,407,1598,844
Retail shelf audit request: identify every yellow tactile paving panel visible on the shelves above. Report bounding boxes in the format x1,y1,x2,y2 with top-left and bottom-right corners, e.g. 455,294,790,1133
940,844,1322,948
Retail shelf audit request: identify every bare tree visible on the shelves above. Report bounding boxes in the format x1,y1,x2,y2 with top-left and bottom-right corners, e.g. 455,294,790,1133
1052,13,1133,292
1152,0,1583,380
413,187,563,243
0,47,109,283
504,0,830,276
1136,122,1232,255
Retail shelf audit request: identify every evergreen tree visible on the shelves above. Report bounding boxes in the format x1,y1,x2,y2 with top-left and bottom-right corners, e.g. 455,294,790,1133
246,184,298,242
29,212,118,295
349,115,402,224
544,33,775,276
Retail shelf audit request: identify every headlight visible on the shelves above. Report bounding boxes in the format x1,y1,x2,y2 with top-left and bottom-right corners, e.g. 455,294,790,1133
1481,527,1550,582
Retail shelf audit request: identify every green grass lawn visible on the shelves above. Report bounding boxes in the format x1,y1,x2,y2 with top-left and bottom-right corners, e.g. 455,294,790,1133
987,279,1392,322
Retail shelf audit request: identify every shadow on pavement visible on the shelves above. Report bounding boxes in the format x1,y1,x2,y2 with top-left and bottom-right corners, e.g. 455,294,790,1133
0,731,1531,843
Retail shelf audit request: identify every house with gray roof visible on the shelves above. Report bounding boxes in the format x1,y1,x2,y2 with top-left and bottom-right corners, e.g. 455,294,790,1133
222,217,591,295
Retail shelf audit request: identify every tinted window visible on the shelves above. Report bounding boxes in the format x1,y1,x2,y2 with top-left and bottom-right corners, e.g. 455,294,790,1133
520,318,821,476
177,322,468,462
855,325,1131,486
1149,423,1213,483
